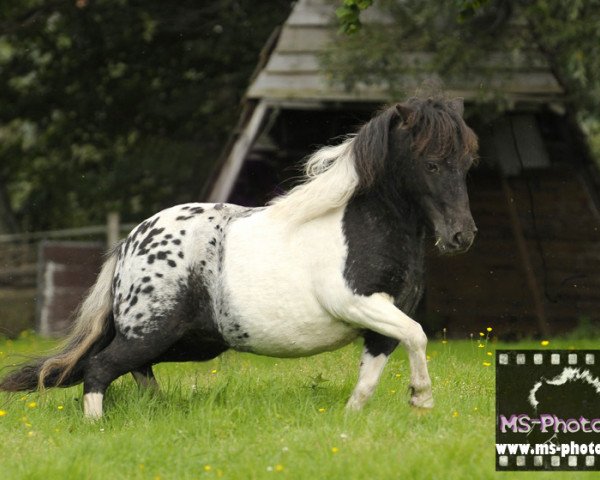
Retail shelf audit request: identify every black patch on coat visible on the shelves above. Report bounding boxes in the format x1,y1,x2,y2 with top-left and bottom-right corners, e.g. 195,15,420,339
112,274,120,292
342,193,425,302
137,227,166,255
214,203,224,210
151,269,229,362
363,330,399,358
176,215,193,221
157,250,170,260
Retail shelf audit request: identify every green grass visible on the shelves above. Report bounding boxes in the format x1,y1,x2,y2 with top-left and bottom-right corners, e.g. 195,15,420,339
0,333,597,479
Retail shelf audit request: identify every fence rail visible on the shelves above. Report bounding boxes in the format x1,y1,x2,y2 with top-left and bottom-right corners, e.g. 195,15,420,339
0,219,136,243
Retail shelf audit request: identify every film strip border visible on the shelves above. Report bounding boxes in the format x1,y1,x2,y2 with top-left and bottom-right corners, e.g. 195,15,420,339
496,350,600,471
498,454,596,469
497,350,596,366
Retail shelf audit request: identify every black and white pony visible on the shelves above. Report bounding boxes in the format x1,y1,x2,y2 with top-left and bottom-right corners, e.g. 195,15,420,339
0,97,478,418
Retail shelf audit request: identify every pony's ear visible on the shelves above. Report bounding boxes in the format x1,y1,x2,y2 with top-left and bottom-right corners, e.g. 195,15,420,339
395,103,414,124
352,105,401,190
448,97,464,117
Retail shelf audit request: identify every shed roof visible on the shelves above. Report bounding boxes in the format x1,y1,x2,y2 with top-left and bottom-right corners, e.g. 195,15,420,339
247,0,563,104
205,0,566,203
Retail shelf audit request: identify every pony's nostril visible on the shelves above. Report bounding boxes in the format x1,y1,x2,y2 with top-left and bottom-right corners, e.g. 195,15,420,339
452,230,475,249
452,231,463,246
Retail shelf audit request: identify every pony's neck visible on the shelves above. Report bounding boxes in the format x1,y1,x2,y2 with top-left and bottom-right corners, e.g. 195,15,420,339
345,187,425,240
341,187,426,300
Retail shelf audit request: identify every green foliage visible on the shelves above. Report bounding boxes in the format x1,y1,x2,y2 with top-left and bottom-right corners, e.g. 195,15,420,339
335,0,373,34
0,1,291,231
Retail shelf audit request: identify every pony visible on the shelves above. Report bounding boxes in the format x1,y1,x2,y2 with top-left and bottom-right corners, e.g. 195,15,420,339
0,96,478,418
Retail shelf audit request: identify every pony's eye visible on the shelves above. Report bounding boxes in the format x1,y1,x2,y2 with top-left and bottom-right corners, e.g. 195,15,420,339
426,162,439,173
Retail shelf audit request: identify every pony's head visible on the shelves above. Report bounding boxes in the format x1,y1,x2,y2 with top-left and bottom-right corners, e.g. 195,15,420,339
352,96,479,254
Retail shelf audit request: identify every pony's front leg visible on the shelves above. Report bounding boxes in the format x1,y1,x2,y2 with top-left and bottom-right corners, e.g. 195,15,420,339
347,332,398,411
343,293,433,409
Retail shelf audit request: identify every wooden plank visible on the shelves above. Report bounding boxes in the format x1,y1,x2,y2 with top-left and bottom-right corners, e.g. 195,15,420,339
501,177,550,336
36,241,104,337
276,25,332,52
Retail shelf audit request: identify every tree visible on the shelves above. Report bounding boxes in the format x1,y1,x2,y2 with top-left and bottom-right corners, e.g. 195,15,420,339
327,0,600,119
0,0,291,231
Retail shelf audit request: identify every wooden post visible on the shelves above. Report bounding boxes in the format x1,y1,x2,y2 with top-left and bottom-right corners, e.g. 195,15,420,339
501,177,550,337
106,212,120,248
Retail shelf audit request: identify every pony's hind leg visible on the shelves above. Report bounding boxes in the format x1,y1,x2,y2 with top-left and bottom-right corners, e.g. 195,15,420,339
346,332,399,411
131,364,159,391
83,332,177,419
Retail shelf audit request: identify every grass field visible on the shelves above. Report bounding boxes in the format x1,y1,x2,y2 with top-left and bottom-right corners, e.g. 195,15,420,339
0,332,597,479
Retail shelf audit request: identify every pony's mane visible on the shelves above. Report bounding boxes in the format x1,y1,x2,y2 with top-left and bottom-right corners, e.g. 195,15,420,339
267,96,478,226
267,137,359,225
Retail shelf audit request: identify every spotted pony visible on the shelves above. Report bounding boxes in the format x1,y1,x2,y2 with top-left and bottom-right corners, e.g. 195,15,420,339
0,97,478,418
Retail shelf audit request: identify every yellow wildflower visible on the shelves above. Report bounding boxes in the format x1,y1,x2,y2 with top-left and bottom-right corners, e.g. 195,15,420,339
479,332,484,337
211,369,217,374
540,340,550,347
452,411,459,417
483,362,492,367
331,447,339,454
486,327,492,332
204,465,212,472
318,407,326,413
27,402,37,409
0,410,6,417
486,351,493,356
275,464,284,472
57,405,64,410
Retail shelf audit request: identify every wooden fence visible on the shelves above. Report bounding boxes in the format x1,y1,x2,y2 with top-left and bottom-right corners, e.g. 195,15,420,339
0,214,135,338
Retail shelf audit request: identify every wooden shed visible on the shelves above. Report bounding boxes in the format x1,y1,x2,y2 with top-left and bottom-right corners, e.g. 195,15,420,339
205,0,600,339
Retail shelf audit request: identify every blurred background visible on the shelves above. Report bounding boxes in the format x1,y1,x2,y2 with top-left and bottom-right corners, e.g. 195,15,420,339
0,0,599,340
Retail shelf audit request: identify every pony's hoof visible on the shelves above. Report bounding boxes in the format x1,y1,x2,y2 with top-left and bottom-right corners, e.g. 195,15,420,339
409,393,434,409
345,398,364,412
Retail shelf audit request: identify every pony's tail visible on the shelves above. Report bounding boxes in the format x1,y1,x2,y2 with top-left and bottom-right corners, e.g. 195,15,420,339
0,244,121,392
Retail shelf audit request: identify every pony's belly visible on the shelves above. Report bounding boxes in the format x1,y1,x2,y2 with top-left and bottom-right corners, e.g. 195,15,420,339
223,312,359,357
